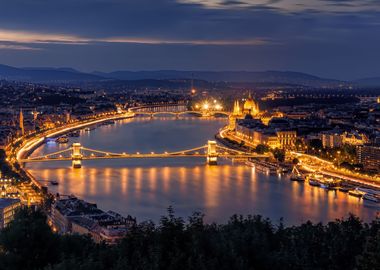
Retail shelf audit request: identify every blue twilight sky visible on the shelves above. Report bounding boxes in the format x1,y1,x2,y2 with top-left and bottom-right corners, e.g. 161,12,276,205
0,0,379,80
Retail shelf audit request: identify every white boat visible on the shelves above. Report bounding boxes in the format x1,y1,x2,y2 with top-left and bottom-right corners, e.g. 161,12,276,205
348,189,364,198
307,173,323,187
56,136,69,144
322,178,340,191
290,166,305,182
308,179,321,187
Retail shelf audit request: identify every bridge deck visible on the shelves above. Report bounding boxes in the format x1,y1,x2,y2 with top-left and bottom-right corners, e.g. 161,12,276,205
20,153,266,163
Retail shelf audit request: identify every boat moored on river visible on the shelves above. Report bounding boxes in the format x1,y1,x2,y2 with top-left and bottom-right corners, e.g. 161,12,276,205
56,136,69,144
348,189,365,198
307,173,323,187
290,166,305,182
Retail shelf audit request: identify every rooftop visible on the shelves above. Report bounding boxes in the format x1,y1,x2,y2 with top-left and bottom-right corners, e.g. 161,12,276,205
0,198,20,209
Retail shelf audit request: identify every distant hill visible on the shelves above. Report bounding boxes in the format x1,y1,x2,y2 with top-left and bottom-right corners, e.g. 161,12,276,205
0,64,347,87
23,67,82,73
354,77,380,87
93,70,342,87
0,64,105,83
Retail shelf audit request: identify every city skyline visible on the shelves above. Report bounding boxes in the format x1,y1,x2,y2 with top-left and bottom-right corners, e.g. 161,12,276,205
1,1,380,269
0,0,380,80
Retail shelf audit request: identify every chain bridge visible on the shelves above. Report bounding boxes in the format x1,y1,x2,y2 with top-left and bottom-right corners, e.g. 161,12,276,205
19,141,267,168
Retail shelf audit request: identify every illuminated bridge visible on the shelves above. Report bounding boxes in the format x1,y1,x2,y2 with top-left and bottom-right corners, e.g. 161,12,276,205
129,105,230,118
19,141,267,168
131,111,230,118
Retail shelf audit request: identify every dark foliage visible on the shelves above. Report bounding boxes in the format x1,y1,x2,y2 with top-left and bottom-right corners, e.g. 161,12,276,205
255,144,270,154
272,148,285,162
0,208,379,270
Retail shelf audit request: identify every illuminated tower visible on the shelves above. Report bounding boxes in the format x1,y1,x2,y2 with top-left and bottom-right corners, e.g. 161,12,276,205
229,100,241,131
19,109,24,136
232,100,241,116
65,111,71,123
190,73,196,95
32,110,38,121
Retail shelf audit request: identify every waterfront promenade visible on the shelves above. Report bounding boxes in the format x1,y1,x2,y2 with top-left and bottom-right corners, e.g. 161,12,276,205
9,111,134,190
219,125,380,190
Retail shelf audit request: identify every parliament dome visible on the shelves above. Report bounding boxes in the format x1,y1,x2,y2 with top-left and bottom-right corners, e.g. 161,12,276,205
243,93,259,116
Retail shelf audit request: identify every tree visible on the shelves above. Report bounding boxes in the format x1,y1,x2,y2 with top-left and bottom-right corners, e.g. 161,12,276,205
0,207,379,270
340,161,354,170
0,208,60,270
292,158,299,165
255,144,269,154
308,139,323,150
295,139,304,151
273,148,285,162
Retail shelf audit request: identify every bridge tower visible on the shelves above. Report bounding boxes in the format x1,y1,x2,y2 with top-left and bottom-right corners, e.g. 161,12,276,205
71,143,83,168
207,140,218,165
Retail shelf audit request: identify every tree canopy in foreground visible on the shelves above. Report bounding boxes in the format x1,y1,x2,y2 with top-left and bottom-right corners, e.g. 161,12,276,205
0,208,379,270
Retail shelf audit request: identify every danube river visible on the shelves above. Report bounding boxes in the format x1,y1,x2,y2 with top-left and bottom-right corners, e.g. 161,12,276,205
26,117,380,224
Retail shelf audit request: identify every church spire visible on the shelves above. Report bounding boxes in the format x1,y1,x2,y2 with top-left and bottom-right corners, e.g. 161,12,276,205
233,100,241,116
19,109,24,136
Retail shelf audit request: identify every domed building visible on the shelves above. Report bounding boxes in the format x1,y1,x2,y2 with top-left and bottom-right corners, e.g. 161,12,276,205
243,93,259,116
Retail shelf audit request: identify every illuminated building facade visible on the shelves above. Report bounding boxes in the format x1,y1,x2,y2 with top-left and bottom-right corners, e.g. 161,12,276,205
320,131,343,148
0,198,21,229
320,130,368,148
276,131,297,148
357,144,380,172
235,119,297,149
342,132,368,146
230,94,295,148
243,93,259,116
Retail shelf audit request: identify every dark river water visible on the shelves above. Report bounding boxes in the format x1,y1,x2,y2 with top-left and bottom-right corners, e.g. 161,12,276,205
26,117,380,225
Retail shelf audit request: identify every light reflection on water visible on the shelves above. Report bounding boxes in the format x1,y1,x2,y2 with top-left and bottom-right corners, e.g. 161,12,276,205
27,117,380,224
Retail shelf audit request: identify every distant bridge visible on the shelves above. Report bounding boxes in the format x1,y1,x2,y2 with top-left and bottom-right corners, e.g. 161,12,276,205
19,141,267,168
128,105,230,118
131,111,230,118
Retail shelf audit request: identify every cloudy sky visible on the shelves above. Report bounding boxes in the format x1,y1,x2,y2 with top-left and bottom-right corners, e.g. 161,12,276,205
0,0,379,79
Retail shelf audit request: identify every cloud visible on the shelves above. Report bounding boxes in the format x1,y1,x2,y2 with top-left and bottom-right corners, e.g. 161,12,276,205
101,37,271,46
0,29,89,44
177,0,380,12
0,43,40,50
0,0,379,79
0,28,272,47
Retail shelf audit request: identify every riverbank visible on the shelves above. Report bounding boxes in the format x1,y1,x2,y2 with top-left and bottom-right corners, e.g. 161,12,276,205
219,124,380,191
9,112,134,194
